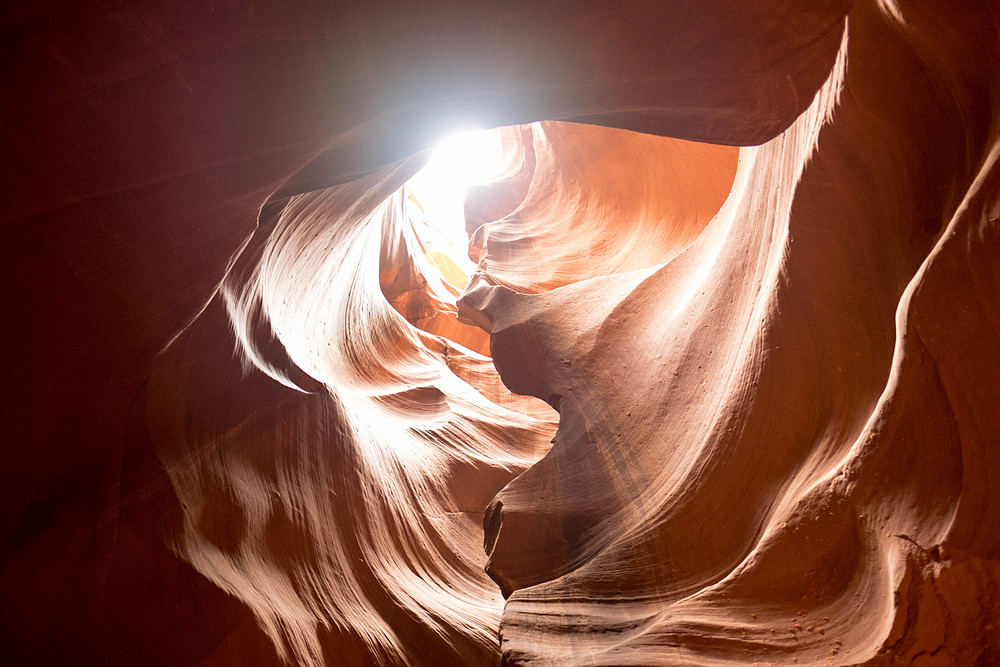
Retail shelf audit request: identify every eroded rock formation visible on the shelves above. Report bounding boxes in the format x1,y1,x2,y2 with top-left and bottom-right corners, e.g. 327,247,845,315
3,1,999,665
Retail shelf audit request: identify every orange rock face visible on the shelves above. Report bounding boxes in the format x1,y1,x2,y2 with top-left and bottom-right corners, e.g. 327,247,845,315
3,1,1000,665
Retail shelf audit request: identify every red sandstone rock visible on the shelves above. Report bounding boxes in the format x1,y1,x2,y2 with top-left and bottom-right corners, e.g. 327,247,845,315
3,1,999,665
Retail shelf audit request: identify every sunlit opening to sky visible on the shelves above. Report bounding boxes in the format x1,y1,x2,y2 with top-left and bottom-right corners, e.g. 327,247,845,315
404,128,504,285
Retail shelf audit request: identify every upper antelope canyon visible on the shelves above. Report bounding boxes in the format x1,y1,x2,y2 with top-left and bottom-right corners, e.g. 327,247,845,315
3,1,999,665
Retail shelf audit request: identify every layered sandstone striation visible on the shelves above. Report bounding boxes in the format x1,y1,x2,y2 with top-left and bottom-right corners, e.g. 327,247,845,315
3,1,999,665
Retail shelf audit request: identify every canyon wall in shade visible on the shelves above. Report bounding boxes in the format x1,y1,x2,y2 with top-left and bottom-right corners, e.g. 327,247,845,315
2,1,998,665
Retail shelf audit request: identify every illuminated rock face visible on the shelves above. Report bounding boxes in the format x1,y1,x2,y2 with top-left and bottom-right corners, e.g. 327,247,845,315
3,1,1000,666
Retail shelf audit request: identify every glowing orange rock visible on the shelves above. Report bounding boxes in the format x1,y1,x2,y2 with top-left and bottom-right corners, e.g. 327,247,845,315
4,1,1000,665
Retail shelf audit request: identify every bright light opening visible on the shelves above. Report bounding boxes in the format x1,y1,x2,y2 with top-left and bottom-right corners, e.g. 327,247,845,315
405,128,505,286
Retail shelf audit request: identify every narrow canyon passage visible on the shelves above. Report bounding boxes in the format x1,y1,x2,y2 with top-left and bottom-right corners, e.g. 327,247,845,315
3,2,1000,666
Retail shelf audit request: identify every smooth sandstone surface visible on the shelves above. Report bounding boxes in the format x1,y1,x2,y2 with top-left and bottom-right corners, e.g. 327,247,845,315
3,1,999,665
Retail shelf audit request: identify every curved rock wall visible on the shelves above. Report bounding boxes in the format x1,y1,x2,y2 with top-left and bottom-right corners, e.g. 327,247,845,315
3,1,998,665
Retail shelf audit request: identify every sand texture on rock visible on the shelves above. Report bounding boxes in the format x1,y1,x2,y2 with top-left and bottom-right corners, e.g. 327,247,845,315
3,1,999,665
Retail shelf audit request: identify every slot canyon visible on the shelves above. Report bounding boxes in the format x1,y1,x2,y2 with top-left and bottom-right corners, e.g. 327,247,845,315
3,1,1000,665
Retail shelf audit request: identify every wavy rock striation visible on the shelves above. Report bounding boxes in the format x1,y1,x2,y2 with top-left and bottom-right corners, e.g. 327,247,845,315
3,1,999,665
463,5,1000,664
